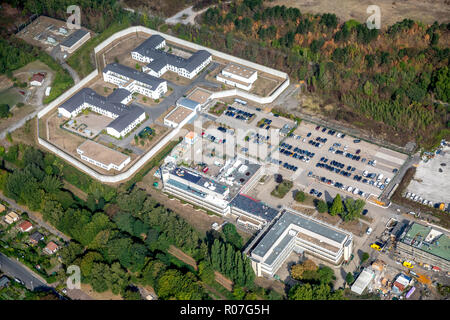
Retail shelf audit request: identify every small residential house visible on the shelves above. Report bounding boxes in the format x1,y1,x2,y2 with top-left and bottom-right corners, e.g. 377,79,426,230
3,211,19,225
18,220,33,232
44,241,59,255
30,73,45,86
29,231,44,245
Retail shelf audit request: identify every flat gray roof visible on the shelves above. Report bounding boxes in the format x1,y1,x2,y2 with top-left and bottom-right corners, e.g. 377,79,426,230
61,29,89,48
252,209,349,259
230,194,279,222
265,233,295,265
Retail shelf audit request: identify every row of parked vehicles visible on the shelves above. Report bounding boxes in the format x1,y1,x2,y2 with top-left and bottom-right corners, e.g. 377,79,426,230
283,162,298,172
315,159,353,177
225,106,254,121
309,188,323,198
362,171,391,190
308,139,323,148
258,118,272,130
202,132,227,144
405,192,435,207
316,175,368,198
316,125,345,138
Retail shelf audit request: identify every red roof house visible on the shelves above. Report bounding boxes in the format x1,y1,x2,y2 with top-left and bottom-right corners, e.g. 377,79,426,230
18,220,33,232
30,73,45,86
44,241,59,255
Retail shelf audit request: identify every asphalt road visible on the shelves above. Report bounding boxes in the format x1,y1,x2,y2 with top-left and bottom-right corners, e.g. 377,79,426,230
0,252,47,291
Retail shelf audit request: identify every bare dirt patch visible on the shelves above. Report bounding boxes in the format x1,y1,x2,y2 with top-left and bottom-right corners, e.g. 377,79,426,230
47,112,85,154
339,220,369,237
103,34,148,69
314,211,341,226
168,245,198,270
214,271,233,291
267,0,450,27
254,275,286,296
80,283,122,300
0,104,34,132
161,70,192,86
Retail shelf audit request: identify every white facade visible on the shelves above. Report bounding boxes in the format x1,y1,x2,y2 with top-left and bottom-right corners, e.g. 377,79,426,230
76,147,131,171
161,166,231,216
103,70,167,100
216,64,258,91
163,106,196,129
106,112,146,138
31,79,44,86
251,209,353,277
216,74,252,91
60,31,91,54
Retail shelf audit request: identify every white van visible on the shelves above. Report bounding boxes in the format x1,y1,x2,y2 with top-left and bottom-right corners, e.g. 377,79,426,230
377,174,384,182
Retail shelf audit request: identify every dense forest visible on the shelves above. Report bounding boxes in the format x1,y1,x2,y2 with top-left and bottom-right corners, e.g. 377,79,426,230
0,144,269,300
192,0,449,149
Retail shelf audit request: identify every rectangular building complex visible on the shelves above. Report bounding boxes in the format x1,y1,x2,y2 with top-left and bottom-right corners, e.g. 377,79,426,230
250,208,353,277
396,222,450,272
132,35,212,79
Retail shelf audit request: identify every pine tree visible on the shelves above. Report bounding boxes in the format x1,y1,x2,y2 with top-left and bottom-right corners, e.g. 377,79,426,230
211,239,221,270
225,243,234,276
329,194,344,216
236,251,245,286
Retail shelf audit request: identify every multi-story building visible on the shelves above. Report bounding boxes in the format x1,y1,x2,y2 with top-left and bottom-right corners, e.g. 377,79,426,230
132,35,212,79
250,208,353,277
58,87,146,138
216,63,258,91
396,222,450,272
103,63,167,99
77,140,131,171
230,194,279,230
161,165,231,216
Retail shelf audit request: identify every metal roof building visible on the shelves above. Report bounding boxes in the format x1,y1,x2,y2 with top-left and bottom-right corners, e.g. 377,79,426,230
250,208,353,277
351,268,375,295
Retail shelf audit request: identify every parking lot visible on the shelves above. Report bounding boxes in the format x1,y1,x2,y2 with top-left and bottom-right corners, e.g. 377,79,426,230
269,120,408,201
405,144,449,208
213,102,294,158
